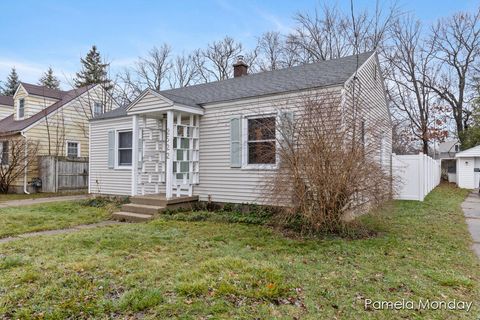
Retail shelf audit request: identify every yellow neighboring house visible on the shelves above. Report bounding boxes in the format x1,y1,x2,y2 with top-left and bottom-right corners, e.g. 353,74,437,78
0,82,118,193
0,96,13,119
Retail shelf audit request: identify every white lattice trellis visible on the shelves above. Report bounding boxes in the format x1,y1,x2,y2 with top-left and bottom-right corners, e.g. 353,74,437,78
137,116,166,195
172,113,200,197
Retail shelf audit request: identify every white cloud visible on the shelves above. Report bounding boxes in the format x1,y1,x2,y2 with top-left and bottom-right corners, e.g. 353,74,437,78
0,59,44,84
0,58,76,90
252,6,294,34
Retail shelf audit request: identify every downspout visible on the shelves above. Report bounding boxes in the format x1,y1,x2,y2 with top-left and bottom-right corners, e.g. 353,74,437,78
20,131,30,194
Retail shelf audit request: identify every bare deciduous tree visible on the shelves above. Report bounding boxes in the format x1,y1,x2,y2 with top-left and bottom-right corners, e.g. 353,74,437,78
289,1,398,63
200,36,243,81
257,31,284,71
423,9,480,143
169,53,199,88
0,138,39,193
135,44,173,91
385,16,448,154
263,94,391,234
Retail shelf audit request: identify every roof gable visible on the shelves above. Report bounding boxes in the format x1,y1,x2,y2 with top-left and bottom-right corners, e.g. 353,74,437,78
16,82,63,100
0,84,97,136
455,145,480,158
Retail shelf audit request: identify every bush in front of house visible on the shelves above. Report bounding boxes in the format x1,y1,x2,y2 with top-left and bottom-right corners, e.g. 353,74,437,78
263,95,392,236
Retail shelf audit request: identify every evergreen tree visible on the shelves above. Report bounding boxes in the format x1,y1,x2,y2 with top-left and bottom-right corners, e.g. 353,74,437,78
74,45,112,90
2,67,20,96
38,67,60,89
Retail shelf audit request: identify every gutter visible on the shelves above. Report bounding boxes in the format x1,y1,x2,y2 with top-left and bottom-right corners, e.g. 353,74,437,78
20,131,30,194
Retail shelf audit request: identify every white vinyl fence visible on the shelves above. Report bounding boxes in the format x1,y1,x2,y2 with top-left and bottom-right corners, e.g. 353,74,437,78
392,153,441,201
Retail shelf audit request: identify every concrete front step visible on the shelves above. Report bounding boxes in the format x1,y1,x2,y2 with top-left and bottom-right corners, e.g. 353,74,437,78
113,195,199,223
112,212,153,222
121,203,165,215
131,195,199,207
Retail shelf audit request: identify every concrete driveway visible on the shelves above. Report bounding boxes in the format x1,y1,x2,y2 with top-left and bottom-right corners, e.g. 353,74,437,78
461,191,480,258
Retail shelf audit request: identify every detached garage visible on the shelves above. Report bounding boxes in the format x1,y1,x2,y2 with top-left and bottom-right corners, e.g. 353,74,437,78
455,145,480,189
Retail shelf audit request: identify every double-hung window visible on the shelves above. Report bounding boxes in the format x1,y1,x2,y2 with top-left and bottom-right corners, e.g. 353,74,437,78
245,116,276,167
118,131,133,167
67,141,80,158
93,102,103,117
0,141,8,165
18,98,25,119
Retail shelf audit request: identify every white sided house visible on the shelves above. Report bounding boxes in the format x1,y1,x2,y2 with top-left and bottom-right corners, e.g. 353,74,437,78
455,145,480,189
89,52,392,219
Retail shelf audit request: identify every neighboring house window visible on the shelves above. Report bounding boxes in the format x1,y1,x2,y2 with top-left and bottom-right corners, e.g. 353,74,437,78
245,116,276,167
66,141,80,158
93,102,103,117
0,141,8,165
18,98,25,118
118,131,133,166
454,144,460,152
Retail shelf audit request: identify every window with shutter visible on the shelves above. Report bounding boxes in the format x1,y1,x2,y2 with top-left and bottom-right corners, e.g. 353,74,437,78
0,141,8,165
108,130,115,169
230,117,242,167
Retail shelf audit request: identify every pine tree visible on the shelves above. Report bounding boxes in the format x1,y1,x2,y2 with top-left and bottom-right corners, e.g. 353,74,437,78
38,67,60,89
2,67,20,96
74,45,112,90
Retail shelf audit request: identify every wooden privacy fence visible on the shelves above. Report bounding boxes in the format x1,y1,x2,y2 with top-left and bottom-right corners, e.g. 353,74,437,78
392,153,441,201
39,156,89,192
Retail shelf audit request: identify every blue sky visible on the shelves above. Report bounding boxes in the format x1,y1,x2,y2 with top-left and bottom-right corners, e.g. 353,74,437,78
0,0,477,87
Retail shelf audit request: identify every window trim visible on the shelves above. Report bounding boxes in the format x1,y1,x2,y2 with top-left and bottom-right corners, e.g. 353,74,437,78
0,141,8,165
93,101,103,117
241,113,278,170
65,140,81,158
116,129,133,169
18,98,25,119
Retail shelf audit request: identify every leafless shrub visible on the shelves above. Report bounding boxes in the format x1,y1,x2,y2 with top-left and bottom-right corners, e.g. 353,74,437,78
0,138,39,193
264,94,392,235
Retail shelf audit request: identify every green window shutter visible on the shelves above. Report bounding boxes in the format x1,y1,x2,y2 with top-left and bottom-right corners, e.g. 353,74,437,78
230,117,242,168
138,129,143,170
108,130,115,169
279,111,294,143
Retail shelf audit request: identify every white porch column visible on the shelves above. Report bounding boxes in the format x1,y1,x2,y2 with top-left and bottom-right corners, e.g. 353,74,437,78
165,110,174,199
131,115,139,196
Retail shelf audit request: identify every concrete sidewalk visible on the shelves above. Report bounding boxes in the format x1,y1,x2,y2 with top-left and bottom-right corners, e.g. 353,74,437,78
461,191,480,258
0,194,90,208
0,221,121,244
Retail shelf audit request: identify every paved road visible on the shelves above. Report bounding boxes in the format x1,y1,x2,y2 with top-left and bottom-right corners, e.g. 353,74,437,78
0,195,90,208
461,191,480,258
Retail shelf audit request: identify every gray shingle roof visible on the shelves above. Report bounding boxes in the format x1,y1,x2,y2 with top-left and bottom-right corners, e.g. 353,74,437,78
97,51,374,120
0,96,14,106
0,84,95,136
20,82,64,100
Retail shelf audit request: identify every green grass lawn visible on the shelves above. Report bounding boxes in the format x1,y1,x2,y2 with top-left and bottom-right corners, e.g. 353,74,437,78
0,184,478,319
0,201,111,238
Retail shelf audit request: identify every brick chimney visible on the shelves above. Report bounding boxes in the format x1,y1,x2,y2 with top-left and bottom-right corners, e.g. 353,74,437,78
233,55,248,77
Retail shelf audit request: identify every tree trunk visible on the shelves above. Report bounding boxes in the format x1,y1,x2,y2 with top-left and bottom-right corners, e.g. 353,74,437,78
422,139,429,155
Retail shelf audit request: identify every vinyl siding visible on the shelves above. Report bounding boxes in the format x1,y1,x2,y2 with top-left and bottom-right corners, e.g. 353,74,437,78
457,157,475,189
13,86,59,120
9,86,117,189
0,105,13,119
343,54,392,170
89,54,392,203
194,87,343,204
129,91,171,114
89,117,133,195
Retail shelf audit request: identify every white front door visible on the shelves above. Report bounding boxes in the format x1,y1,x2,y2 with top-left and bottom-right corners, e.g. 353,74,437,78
474,171,480,189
